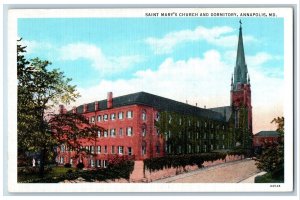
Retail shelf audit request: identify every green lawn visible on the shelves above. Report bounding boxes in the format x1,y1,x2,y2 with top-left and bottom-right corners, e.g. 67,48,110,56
255,172,284,183
18,166,76,183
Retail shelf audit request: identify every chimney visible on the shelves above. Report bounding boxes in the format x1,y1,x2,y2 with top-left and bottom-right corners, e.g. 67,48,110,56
72,106,77,114
107,92,113,109
59,105,66,114
95,101,99,111
204,105,206,109
83,104,88,113
196,103,198,107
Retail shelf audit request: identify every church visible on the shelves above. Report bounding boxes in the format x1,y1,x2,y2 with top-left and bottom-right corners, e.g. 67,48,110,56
56,22,253,168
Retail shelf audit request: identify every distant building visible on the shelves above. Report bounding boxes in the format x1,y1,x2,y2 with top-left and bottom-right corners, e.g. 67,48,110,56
55,22,253,169
253,131,280,147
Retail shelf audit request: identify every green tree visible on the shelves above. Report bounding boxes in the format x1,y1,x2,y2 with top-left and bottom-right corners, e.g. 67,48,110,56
255,117,284,181
17,39,81,176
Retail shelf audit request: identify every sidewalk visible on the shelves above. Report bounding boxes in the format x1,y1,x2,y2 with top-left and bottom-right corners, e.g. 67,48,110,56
238,171,267,183
152,159,259,183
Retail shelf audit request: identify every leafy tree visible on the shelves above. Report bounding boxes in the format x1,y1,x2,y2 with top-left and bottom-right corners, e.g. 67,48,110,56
17,39,82,176
49,112,105,161
255,117,284,181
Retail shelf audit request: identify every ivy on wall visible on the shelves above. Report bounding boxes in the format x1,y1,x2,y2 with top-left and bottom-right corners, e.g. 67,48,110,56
155,111,228,154
144,152,228,173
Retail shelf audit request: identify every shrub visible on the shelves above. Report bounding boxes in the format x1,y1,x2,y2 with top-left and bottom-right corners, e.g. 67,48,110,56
64,163,71,168
76,162,84,170
143,152,227,173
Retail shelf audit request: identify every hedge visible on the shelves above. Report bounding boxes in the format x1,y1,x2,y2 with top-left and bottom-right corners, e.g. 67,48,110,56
144,152,228,172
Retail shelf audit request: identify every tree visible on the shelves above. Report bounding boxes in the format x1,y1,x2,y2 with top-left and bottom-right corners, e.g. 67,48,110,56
255,117,284,181
49,112,105,161
17,39,81,176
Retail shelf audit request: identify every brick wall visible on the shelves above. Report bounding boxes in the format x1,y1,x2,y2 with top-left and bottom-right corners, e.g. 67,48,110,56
129,154,244,182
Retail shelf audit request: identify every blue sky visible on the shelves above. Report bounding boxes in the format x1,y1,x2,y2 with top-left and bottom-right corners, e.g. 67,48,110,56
18,17,284,133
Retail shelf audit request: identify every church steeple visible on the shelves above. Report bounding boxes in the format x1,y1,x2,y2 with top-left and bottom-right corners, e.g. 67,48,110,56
233,20,248,90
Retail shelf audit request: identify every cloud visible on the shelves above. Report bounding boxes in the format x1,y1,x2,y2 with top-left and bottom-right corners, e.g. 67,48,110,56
72,49,283,134
59,43,143,73
19,39,54,57
145,26,257,54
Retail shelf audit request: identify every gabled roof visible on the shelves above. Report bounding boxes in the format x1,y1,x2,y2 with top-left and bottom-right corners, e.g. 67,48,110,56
75,91,227,122
209,106,232,122
254,131,279,137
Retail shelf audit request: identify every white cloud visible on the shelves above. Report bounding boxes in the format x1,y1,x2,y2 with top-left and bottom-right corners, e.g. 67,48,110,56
59,43,143,73
19,39,54,56
145,26,257,54
72,49,283,134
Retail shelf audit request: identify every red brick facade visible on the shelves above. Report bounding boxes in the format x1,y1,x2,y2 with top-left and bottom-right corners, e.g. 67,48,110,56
56,93,165,168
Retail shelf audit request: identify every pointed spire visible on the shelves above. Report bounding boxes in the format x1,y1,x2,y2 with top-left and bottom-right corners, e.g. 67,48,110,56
233,20,248,90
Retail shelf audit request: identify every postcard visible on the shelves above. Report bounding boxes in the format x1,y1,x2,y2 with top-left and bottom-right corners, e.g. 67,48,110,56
7,7,294,193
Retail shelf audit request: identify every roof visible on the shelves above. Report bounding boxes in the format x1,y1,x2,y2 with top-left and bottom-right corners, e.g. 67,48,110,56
254,131,279,137
209,106,232,122
75,91,227,122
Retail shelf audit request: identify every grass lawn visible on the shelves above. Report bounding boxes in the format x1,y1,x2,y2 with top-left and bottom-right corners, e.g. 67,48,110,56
255,172,284,183
18,166,76,183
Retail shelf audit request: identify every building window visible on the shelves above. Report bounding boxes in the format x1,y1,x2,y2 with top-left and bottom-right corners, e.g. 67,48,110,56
96,160,101,168
197,121,200,127
91,116,95,123
103,160,108,168
142,145,146,156
127,110,133,119
110,129,116,137
188,145,191,153
97,115,102,122
203,133,207,139
91,146,94,154
104,145,107,153
110,113,116,120
60,157,64,164
222,134,225,140
156,144,160,154
197,145,200,153
127,147,132,155
97,146,101,154
168,115,172,124
86,117,89,123
104,114,108,121
127,127,133,136
118,146,124,155
118,112,124,119
90,159,95,167
61,144,65,153
156,112,160,121
142,126,146,137
119,128,123,136
111,146,115,154
97,131,101,138
210,144,213,150
222,145,225,149
142,110,147,121
178,145,181,154
204,145,207,152
104,130,108,137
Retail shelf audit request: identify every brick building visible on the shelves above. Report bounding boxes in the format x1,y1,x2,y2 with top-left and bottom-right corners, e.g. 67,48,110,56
253,131,280,147
56,22,253,169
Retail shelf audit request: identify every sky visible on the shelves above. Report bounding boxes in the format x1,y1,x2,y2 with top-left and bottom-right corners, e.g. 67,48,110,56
18,17,284,134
